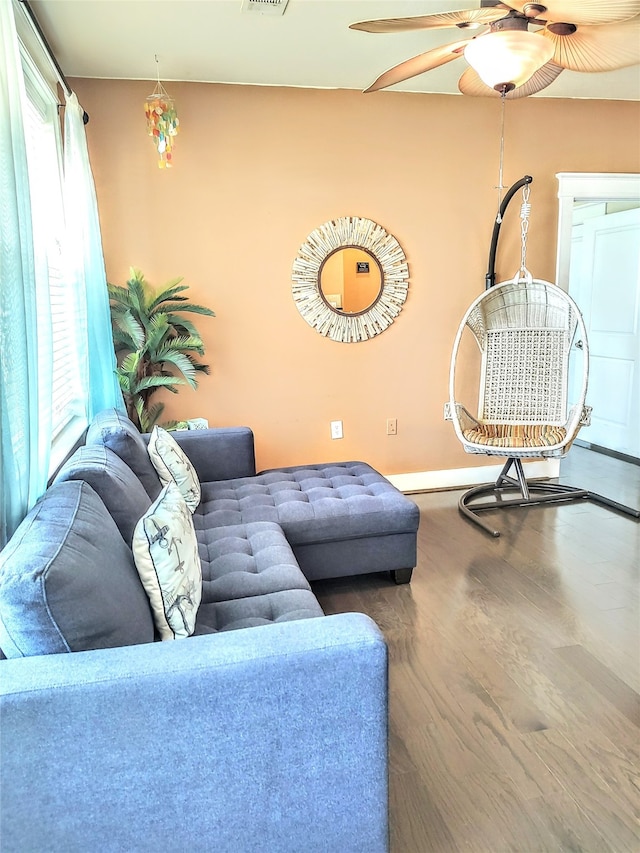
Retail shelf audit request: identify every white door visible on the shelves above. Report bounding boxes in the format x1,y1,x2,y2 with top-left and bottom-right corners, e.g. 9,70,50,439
569,207,640,459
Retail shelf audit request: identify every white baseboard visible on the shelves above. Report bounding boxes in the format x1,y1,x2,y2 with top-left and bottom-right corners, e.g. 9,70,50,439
387,459,560,493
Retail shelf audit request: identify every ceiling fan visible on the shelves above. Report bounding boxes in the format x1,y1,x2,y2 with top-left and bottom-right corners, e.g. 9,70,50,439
350,1,640,98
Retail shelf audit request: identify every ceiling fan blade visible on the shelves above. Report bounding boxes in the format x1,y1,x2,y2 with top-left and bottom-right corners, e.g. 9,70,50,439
350,9,508,34
542,18,640,71
363,39,469,93
509,0,640,25
458,62,564,97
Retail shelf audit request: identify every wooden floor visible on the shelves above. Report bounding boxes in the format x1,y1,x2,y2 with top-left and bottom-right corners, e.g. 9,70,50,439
313,447,640,853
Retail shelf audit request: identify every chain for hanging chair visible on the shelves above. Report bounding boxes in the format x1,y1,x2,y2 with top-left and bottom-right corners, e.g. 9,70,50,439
514,183,533,283
495,93,507,224
488,92,536,288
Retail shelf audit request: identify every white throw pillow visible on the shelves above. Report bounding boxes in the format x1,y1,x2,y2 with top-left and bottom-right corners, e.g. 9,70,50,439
132,483,202,640
148,425,201,512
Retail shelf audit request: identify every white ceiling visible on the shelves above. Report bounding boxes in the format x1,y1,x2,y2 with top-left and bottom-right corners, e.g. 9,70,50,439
29,0,640,100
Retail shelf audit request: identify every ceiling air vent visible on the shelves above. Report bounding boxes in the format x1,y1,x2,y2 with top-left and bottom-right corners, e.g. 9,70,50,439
241,0,290,15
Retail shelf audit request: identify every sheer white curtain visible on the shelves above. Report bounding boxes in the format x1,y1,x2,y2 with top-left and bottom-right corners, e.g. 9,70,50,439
0,0,52,546
63,92,123,420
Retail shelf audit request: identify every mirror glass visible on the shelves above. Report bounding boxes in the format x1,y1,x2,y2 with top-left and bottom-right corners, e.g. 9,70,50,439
319,247,382,314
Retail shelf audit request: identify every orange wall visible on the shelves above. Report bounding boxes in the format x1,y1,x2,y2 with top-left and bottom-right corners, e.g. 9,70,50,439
71,78,640,475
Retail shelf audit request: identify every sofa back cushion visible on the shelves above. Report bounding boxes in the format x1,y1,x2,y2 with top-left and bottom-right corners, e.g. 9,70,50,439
86,408,162,500
54,445,152,547
0,480,155,658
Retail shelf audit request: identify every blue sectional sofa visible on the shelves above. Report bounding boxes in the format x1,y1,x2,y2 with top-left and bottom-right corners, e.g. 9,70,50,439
0,409,420,852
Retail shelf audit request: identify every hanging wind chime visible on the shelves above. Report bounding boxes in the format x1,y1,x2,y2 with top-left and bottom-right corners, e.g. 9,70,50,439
144,56,179,168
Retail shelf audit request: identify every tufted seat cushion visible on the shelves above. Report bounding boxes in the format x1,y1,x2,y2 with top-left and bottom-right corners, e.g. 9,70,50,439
197,462,418,546
195,589,324,633
195,521,311,602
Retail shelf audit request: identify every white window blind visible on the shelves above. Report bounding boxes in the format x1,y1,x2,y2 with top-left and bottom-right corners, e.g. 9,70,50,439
21,59,86,470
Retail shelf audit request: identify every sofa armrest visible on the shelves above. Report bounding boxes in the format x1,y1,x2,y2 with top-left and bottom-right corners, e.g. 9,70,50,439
0,613,388,853
172,426,256,481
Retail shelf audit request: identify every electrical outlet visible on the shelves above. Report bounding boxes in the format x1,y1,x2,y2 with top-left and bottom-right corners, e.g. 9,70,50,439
330,420,343,440
386,418,397,436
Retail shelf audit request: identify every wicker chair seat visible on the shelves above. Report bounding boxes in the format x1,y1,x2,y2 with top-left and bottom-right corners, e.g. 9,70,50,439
462,423,567,448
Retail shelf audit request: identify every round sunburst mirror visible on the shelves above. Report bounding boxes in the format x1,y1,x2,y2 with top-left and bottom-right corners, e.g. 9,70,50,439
292,216,410,343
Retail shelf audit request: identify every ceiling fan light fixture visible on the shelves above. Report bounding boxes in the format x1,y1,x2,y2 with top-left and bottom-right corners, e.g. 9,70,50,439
464,29,555,91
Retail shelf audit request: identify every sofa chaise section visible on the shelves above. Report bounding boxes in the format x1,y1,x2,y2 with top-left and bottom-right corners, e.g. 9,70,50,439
198,461,419,582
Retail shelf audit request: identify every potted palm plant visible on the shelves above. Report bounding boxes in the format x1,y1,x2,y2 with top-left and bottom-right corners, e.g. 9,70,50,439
108,268,215,432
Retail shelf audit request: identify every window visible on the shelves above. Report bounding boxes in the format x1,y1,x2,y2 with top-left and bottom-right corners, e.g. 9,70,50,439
20,55,87,472
2,2,121,545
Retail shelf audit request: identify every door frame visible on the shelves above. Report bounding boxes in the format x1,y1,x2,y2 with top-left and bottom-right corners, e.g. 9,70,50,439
556,172,640,460
556,172,640,289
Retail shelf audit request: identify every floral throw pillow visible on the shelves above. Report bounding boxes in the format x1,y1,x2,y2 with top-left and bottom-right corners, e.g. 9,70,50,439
132,483,202,640
147,425,201,512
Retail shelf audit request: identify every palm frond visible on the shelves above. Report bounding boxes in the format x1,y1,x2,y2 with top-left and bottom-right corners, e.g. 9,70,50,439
160,302,215,317
112,332,139,352
126,272,150,325
130,375,186,393
156,335,205,355
113,309,144,350
143,401,166,432
144,314,171,353
155,351,198,386
147,281,188,312
107,283,134,307
116,372,131,393
134,396,161,433
127,268,147,290
165,314,202,338
119,351,141,374
162,350,209,371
